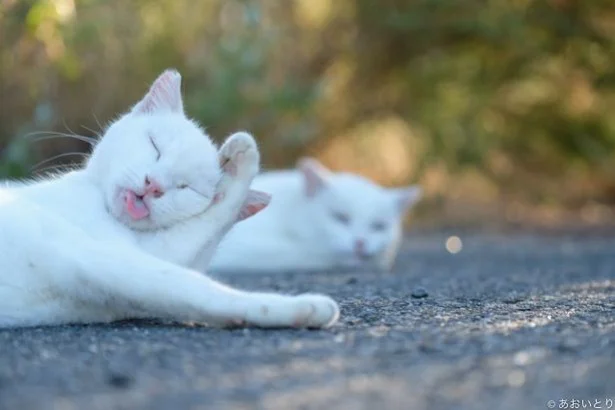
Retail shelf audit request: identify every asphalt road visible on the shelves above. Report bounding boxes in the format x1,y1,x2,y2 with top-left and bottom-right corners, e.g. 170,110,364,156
1,231,614,410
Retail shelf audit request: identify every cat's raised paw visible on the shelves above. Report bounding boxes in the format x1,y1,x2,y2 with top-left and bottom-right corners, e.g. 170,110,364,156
290,294,340,329
219,132,259,180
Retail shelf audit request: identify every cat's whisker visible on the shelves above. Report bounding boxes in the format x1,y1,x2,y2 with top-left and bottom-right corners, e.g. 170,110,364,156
24,131,98,145
63,121,98,145
80,124,102,139
31,162,81,176
92,112,106,135
31,152,88,172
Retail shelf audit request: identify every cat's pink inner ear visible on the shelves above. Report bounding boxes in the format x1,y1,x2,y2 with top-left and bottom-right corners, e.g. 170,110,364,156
297,157,330,198
132,69,184,115
393,185,422,213
236,190,271,222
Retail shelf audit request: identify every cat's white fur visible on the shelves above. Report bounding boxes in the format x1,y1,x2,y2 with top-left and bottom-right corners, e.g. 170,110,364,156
0,69,339,329
210,158,422,273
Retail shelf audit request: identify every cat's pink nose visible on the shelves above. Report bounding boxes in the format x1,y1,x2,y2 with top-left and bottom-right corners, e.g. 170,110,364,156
354,238,366,256
144,176,164,198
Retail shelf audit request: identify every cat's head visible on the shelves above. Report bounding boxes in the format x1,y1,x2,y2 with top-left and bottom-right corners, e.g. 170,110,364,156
86,69,266,230
296,158,422,264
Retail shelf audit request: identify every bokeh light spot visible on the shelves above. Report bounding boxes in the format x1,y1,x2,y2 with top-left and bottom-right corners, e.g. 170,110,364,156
445,236,463,254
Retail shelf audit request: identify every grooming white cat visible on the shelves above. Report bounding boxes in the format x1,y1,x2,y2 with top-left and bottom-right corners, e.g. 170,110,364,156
0,69,339,329
210,158,421,273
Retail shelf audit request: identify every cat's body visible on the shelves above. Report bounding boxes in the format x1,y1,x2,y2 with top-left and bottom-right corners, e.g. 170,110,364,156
0,70,339,329
210,159,422,273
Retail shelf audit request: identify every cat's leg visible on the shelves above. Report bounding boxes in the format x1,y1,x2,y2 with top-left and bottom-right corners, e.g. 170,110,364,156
58,240,340,328
377,244,397,272
377,227,403,272
187,132,267,269
0,206,339,328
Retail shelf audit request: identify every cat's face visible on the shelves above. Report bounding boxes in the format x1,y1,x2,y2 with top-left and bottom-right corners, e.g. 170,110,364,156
298,158,421,265
87,70,221,231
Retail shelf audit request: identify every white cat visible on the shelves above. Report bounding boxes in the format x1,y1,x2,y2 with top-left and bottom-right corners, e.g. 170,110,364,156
0,69,339,329
210,158,422,273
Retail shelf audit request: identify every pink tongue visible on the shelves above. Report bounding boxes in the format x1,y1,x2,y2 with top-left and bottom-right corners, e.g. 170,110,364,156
124,190,150,220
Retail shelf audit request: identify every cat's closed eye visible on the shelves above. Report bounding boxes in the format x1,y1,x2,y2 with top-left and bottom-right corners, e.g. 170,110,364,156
149,134,161,160
177,183,189,189
371,221,388,231
331,211,350,224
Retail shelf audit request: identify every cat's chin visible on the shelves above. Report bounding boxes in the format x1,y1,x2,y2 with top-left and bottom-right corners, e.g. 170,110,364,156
128,220,160,232
106,199,161,232
112,211,160,232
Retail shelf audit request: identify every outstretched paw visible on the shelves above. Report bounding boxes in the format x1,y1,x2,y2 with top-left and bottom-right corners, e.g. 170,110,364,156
219,132,259,180
290,294,340,329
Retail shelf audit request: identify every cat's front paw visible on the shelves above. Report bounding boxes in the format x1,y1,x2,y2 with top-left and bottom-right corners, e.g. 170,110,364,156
219,132,259,181
290,294,340,329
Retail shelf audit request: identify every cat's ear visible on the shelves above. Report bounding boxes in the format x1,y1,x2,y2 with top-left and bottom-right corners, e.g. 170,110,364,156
132,69,184,115
297,157,331,198
236,190,271,222
391,185,422,214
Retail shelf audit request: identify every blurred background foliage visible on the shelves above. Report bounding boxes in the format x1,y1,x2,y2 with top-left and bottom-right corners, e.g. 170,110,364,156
1,0,615,228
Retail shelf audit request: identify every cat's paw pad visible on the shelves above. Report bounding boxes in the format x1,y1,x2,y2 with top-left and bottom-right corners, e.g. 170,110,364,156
291,294,340,329
219,132,259,179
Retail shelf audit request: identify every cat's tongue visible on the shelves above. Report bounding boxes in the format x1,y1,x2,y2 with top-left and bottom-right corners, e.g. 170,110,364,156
124,190,150,220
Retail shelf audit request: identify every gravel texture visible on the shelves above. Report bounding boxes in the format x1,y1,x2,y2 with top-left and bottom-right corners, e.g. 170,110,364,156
1,232,614,410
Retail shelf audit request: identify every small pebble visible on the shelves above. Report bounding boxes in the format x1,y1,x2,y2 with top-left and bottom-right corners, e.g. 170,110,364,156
107,373,134,389
411,287,429,299
345,318,361,326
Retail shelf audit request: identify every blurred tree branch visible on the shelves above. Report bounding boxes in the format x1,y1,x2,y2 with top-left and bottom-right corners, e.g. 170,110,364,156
1,0,614,210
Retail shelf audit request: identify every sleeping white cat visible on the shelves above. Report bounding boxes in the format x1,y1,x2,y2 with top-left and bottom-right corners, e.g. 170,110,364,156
0,69,339,329
210,158,422,273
